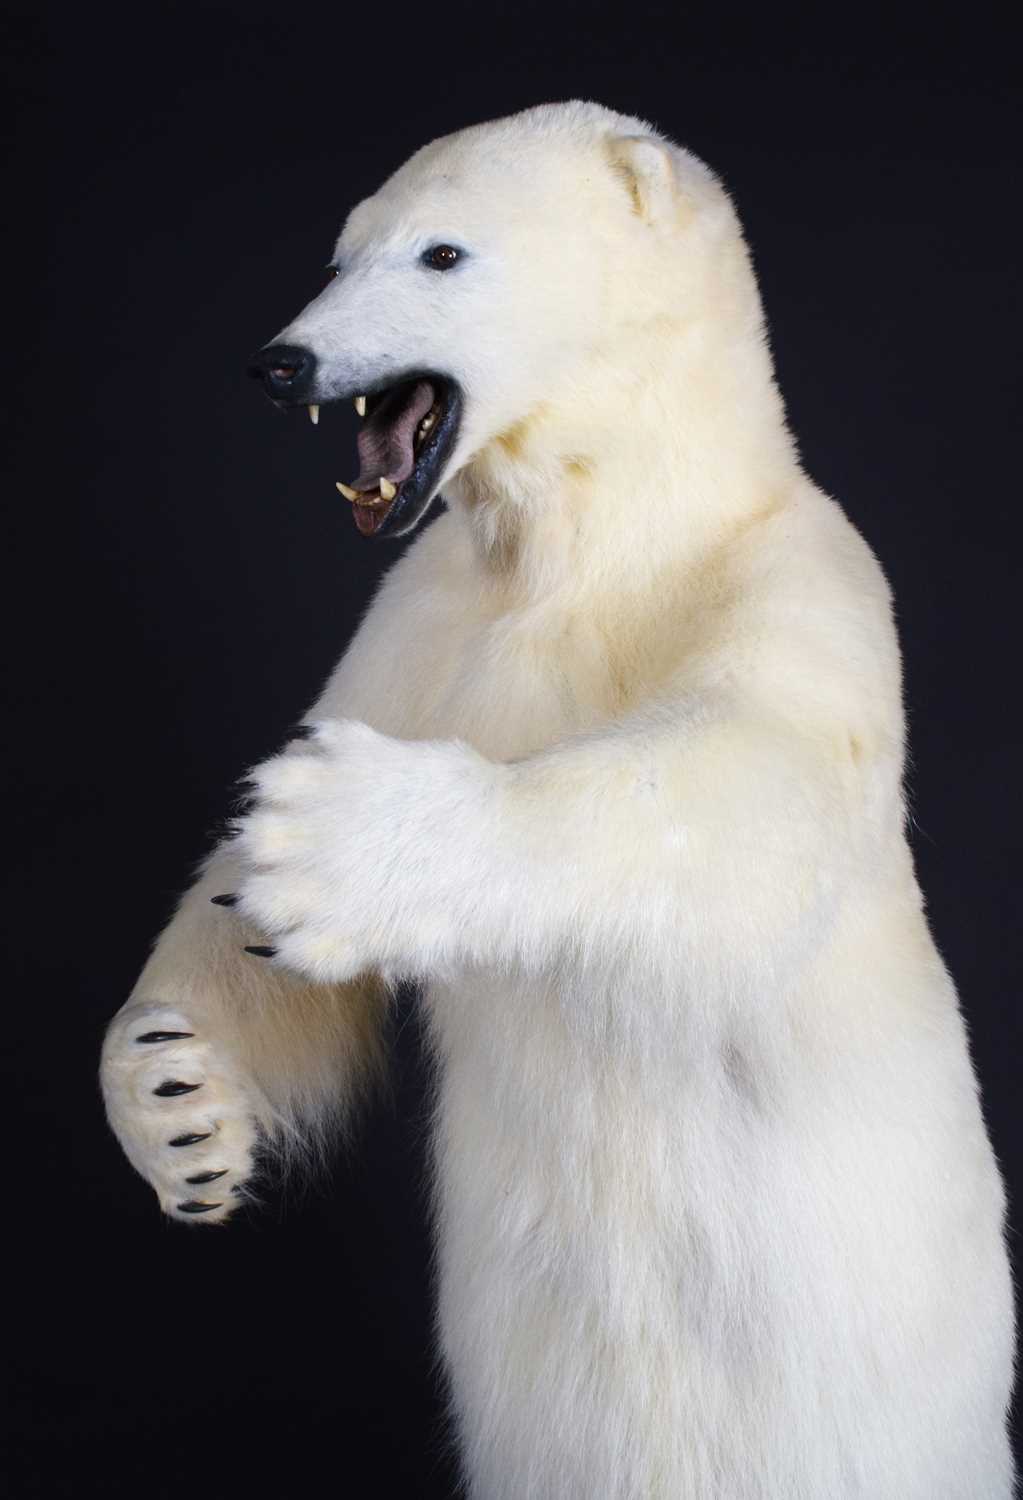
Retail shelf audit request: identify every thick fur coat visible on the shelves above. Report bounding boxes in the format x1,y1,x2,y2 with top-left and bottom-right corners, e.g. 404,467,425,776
101,103,1015,1497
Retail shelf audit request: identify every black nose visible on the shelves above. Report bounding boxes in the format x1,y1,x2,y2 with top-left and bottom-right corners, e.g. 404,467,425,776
247,343,316,401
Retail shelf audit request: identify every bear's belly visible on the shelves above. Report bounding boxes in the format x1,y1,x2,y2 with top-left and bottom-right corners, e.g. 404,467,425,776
424,962,1014,1500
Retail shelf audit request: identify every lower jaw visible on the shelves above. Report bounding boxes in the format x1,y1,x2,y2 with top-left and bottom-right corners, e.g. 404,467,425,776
362,478,449,539
348,475,441,539
352,500,392,536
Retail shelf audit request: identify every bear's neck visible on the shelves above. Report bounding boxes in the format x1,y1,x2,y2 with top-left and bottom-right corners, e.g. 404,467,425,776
447,315,800,606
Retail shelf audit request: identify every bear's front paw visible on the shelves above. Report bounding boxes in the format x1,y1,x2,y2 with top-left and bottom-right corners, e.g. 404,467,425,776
223,718,495,985
100,1001,262,1222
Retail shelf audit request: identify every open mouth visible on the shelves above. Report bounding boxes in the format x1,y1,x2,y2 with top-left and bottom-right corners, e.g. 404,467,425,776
330,373,461,538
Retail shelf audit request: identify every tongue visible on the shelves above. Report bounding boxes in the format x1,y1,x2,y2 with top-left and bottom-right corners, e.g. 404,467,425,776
353,379,435,492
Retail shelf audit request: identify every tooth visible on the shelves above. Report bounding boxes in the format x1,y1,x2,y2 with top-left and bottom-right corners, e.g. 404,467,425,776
379,477,396,501
308,404,319,425
335,482,359,501
354,395,367,417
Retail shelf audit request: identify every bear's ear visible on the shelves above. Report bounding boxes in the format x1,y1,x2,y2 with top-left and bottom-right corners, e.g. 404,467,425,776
606,135,681,224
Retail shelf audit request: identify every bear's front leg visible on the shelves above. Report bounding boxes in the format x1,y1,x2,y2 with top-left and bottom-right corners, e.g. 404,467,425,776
102,832,390,1222
226,705,861,998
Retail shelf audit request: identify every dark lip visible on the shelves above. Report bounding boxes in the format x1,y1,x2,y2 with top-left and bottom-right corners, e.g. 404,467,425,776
269,369,462,540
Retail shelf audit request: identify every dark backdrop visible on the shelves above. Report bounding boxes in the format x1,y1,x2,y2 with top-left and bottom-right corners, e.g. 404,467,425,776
6,3,1020,1495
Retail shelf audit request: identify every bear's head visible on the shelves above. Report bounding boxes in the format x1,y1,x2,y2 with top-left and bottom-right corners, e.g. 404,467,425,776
248,101,756,541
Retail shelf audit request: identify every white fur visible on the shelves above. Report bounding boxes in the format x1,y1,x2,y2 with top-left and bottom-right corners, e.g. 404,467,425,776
101,102,1015,1496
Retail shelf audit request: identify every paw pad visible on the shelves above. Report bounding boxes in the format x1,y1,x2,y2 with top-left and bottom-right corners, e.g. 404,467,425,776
101,1003,261,1224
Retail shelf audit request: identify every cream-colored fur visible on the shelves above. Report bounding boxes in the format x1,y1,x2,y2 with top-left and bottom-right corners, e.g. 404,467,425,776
100,102,1015,1497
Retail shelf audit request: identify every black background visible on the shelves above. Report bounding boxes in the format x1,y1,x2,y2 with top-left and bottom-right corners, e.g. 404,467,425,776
6,2,1020,1495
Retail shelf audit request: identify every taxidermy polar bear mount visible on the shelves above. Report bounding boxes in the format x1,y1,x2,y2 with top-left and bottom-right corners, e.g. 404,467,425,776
101,101,1015,1498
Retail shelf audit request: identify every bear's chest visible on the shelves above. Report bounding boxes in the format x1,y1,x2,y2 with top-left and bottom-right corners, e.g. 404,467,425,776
412,604,629,761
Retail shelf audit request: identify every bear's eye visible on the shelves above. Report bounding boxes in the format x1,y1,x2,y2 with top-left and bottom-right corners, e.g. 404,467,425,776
324,265,339,285
422,244,461,271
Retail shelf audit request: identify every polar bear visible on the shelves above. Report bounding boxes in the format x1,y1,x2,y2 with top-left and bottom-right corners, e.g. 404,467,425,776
100,102,1015,1498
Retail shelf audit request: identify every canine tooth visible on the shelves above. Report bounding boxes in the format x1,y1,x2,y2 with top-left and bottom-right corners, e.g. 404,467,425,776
354,395,367,417
308,404,319,425
379,477,397,501
335,481,360,501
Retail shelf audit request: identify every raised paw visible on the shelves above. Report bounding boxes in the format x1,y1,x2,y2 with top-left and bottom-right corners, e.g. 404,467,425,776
100,1001,262,1223
221,718,492,985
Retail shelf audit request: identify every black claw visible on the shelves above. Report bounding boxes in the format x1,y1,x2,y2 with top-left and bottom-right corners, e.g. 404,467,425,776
186,1168,228,1185
285,724,315,741
136,1030,194,1044
210,893,239,907
169,1132,211,1147
244,945,277,958
232,780,258,816
153,1079,202,1097
177,1200,222,1214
